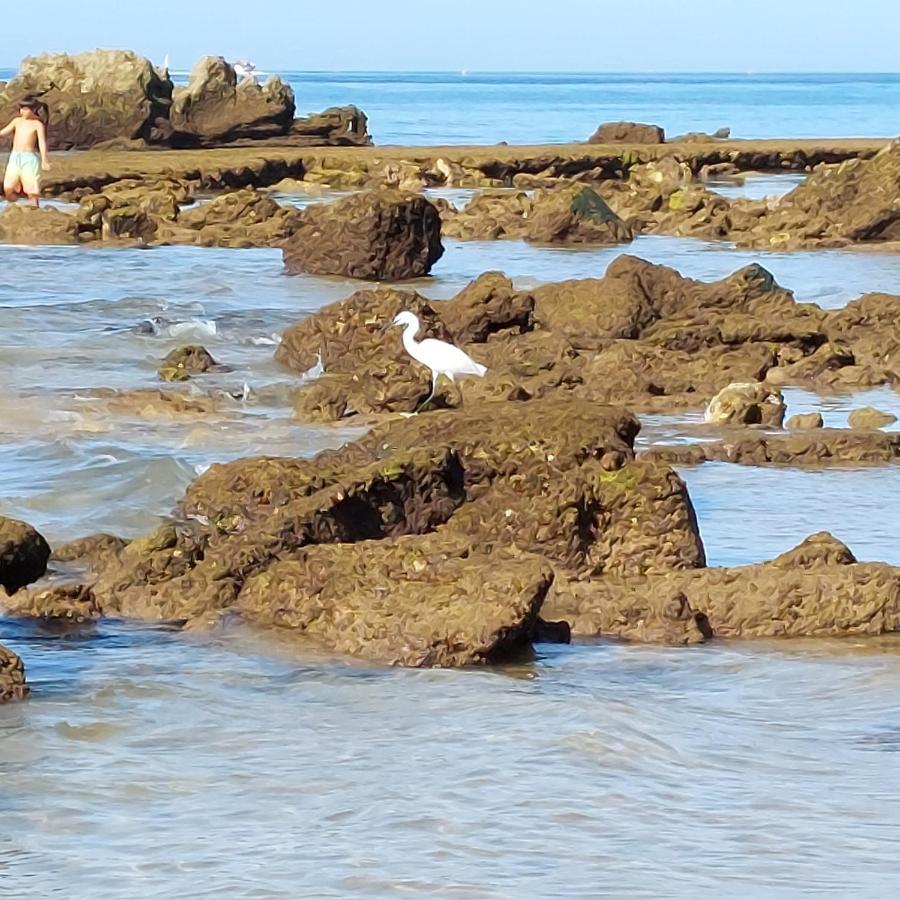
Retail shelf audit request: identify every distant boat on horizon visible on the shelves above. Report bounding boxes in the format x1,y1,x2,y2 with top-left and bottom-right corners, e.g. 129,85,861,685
234,59,258,81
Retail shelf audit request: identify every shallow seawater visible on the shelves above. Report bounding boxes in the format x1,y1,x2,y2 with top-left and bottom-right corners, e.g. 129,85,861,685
4,224,900,896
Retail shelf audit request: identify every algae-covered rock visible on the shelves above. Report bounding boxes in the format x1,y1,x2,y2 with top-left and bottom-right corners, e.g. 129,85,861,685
0,516,51,595
237,540,553,667
158,345,220,382
443,185,633,245
282,190,444,280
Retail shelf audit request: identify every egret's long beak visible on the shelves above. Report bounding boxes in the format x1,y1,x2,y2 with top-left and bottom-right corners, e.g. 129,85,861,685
379,320,395,334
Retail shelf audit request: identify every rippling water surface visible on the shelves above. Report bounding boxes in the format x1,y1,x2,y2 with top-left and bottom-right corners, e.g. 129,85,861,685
3,173,900,896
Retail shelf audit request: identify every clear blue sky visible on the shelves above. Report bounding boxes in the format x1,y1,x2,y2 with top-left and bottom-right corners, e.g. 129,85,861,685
4,0,899,72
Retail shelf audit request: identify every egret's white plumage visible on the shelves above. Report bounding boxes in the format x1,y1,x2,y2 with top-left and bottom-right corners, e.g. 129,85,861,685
391,311,487,410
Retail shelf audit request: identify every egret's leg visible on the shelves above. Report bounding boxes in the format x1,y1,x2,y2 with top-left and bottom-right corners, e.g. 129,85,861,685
415,370,438,413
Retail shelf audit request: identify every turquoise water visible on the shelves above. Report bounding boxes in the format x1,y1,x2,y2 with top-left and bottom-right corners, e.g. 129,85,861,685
2,70,900,143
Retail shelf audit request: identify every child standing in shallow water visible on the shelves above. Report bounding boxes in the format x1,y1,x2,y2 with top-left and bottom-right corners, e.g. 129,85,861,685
1,98,51,206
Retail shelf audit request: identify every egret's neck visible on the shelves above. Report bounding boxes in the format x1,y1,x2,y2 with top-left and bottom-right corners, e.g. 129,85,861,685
401,319,420,353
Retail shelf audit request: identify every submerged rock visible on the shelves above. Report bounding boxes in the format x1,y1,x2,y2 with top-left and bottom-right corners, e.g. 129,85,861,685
158,345,220,382
0,644,27,703
0,516,51,595
282,190,444,280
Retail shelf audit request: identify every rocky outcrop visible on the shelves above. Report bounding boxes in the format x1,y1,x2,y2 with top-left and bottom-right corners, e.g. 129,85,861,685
442,185,633,244
53,534,128,572
1,516,51,595
4,396,708,666
545,535,900,643
0,205,79,245
168,57,295,146
281,190,444,280
750,139,900,247
0,49,172,149
0,644,27,703
704,382,786,427
588,122,665,144
286,105,371,147
277,253,900,424
0,51,370,151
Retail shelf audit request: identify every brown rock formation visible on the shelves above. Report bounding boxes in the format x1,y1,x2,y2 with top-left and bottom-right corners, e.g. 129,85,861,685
168,57,295,146
588,121,665,144
545,535,900,643
0,49,172,149
0,644,27,703
158,345,221,382
0,205,79,244
443,185,633,244
1,516,51,595
282,190,444,280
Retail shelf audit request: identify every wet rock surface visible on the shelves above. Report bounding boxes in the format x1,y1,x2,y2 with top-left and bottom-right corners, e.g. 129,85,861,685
0,643,28,703
282,190,444,280
704,382,786,427
0,206,80,245
848,406,898,430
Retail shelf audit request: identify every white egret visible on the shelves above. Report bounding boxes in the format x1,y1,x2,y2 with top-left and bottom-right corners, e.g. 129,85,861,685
390,311,487,411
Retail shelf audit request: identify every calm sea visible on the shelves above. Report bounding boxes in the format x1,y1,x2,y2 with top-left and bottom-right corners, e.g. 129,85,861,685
2,71,900,898
2,69,899,143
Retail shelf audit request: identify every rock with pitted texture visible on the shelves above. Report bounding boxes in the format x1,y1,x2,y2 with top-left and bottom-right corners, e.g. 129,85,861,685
587,121,665,144
237,540,553,667
168,56,294,146
0,50,172,149
282,190,444,280
286,105,371,147
53,534,128,571
0,516,50,595
0,644,27,703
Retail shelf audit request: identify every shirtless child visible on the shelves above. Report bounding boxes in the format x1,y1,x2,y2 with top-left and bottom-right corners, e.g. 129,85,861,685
1,98,51,206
